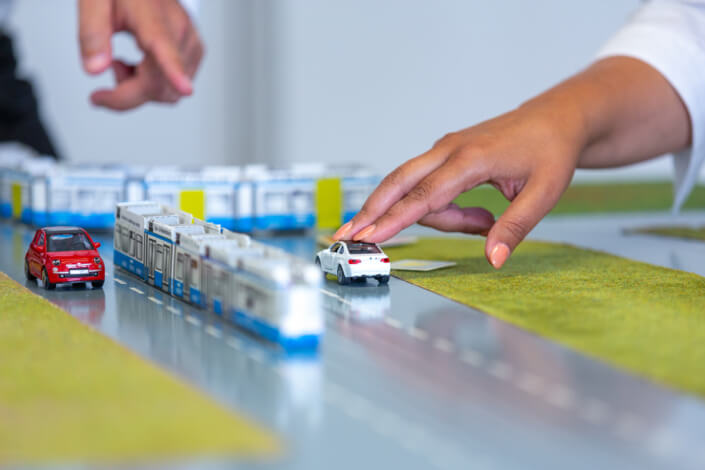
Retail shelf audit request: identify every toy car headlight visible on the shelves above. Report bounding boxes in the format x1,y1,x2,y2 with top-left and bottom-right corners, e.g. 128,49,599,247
52,259,60,266
94,257,101,264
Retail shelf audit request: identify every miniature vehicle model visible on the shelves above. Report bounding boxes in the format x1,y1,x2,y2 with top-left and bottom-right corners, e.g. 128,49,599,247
315,240,390,285
114,201,324,350
24,226,105,290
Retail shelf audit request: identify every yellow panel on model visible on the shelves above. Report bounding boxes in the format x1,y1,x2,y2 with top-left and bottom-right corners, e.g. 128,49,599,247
11,183,21,219
315,177,343,230
0,272,277,465
179,189,205,221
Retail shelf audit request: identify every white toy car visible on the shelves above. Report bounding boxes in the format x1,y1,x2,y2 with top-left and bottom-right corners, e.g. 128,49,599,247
315,240,390,285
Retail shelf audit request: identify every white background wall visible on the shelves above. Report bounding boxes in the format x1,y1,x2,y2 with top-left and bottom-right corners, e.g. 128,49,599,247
9,0,679,182
8,0,235,166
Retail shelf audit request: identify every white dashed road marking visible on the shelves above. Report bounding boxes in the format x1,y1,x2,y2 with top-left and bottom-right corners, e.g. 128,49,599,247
114,278,126,285
487,360,513,381
433,338,455,353
205,325,222,338
579,399,609,425
249,350,265,364
226,337,243,350
325,380,474,469
129,287,144,295
166,305,180,315
147,296,163,305
185,315,201,326
647,430,680,458
460,349,484,367
384,316,402,329
545,385,576,410
408,327,429,341
614,413,644,441
515,372,544,396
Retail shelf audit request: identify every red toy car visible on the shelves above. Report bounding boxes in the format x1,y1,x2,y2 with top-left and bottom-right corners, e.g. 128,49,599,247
25,227,105,290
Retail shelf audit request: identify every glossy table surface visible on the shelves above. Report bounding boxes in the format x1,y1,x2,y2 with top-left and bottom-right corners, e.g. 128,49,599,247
2,211,705,470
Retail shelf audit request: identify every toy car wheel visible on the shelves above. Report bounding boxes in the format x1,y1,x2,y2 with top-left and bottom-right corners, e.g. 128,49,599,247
92,280,105,289
42,269,55,290
24,260,35,281
377,275,390,285
337,265,350,285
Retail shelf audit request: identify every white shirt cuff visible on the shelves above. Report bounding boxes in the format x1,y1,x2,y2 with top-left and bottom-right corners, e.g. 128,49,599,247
596,2,705,212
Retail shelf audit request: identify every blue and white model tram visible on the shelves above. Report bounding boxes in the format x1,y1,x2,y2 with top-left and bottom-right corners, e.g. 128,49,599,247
114,201,323,350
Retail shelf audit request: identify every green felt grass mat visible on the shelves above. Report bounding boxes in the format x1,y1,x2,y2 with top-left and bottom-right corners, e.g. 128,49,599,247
0,272,277,465
454,182,705,216
628,225,705,242
385,238,705,397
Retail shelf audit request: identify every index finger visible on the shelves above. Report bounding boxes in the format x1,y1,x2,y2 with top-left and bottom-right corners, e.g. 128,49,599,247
131,7,192,95
356,157,485,243
338,141,454,240
78,0,113,74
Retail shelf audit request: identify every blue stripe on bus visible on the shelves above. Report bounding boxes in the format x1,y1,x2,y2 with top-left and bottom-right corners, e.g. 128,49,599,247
213,298,223,315
20,208,32,224
254,213,315,231
206,216,254,233
0,203,11,218
189,288,202,307
228,309,320,350
114,250,147,281
154,270,163,289
173,279,184,297
32,211,49,227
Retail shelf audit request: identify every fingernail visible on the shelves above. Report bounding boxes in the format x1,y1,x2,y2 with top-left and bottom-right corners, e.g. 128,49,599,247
333,221,353,240
177,75,193,95
84,53,109,73
353,224,376,241
489,242,510,269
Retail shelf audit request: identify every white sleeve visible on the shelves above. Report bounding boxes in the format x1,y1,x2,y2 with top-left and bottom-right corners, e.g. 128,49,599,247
596,0,705,212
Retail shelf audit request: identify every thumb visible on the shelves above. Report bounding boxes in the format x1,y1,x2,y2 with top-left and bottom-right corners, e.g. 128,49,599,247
485,176,563,269
78,0,113,74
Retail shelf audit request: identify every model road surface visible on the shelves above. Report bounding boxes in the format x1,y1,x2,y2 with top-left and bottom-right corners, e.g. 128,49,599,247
2,211,705,470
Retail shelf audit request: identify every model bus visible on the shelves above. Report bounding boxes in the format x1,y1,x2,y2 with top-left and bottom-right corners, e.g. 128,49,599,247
0,151,379,233
114,201,323,350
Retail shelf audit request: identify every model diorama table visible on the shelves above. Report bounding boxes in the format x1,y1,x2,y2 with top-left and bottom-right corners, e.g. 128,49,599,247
2,211,705,470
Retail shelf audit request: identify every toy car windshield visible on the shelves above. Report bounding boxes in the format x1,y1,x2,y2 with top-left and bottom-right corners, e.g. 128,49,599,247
346,242,382,254
47,233,93,252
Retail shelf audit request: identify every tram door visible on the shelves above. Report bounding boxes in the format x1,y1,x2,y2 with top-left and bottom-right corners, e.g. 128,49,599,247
183,255,192,299
147,238,156,283
162,245,172,292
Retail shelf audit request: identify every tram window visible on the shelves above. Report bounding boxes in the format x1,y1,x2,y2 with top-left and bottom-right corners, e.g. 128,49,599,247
114,226,122,251
135,235,143,261
155,247,164,270
130,233,136,257
119,227,130,254
51,189,71,211
176,254,185,280
217,272,227,298
117,226,126,253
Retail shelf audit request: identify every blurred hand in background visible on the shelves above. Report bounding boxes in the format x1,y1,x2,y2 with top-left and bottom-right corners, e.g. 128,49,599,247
78,0,203,111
